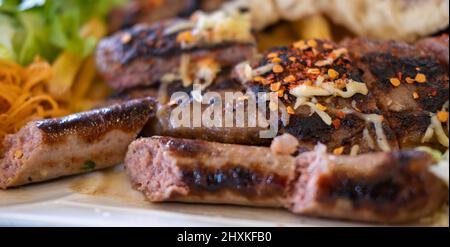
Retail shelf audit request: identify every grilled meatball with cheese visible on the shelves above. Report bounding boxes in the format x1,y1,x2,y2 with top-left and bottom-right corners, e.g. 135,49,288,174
96,9,257,91
235,40,399,154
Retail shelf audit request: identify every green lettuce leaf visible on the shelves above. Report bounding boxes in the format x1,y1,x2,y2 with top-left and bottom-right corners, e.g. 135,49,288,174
0,0,125,65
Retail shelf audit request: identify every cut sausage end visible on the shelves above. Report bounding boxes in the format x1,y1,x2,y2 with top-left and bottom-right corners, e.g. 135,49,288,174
125,138,188,202
288,149,449,224
0,98,156,189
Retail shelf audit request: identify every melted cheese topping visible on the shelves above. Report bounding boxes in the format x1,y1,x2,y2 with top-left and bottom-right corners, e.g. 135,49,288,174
350,145,360,156
171,55,221,93
303,102,332,125
235,62,275,83
344,108,391,152
363,128,376,150
288,79,368,125
422,101,449,148
179,54,192,87
290,79,368,98
176,9,253,49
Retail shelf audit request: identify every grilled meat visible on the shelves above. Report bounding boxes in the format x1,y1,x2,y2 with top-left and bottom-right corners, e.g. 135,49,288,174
125,136,448,224
0,98,156,189
108,0,228,32
238,40,399,154
109,76,270,145
125,136,295,207
345,37,449,151
416,34,449,66
101,37,448,154
289,145,448,224
97,10,256,91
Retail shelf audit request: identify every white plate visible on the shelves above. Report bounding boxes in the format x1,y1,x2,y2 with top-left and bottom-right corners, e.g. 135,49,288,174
0,166,447,227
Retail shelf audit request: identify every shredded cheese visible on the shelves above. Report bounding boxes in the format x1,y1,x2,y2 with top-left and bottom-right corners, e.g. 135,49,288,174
176,9,253,49
422,101,449,148
304,102,332,125
350,145,360,156
164,21,195,36
343,108,391,151
363,128,376,150
288,79,369,125
291,80,368,99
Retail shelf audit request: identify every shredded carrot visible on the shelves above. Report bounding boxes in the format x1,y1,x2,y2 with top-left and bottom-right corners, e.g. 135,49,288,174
0,58,68,141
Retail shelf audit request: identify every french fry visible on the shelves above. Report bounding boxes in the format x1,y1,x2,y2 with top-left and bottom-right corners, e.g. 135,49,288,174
48,52,83,100
257,22,298,52
72,56,96,101
290,14,332,40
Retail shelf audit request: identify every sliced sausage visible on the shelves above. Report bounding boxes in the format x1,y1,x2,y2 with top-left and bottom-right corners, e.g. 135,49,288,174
125,136,448,223
0,98,156,189
124,136,296,207
289,147,448,224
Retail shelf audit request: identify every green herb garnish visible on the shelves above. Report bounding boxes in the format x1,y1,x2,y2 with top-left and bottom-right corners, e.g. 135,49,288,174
82,160,96,170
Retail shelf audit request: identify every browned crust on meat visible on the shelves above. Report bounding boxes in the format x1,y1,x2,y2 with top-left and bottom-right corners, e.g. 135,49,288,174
155,136,212,157
96,20,256,91
242,40,399,153
416,34,449,66
125,137,447,223
36,98,156,144
345,38,449,150
108,0,226,32
0,98,157,189
289,150,448,224
106,20,254,65
175,163,288,200
125,137,295,207
354,41,448,112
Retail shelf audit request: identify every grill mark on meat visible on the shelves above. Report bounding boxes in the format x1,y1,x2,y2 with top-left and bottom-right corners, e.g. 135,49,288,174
159,136,211,157
241,41,399,153
387,111,431,138
118,21,253,65
283,115,333,144
125,137,295,207
177,163,288,199
345,37,449,150
0,98,157,189
361,52,448,112
289,149,448,223
125,137,448,223
315,152,431,216
36,98,156,145
96,20,256,91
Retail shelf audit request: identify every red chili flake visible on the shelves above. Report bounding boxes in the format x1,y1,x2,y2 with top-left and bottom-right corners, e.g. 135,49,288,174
397,72,403,80
332,119,341,129
337,111,346,119
431,89,438,96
